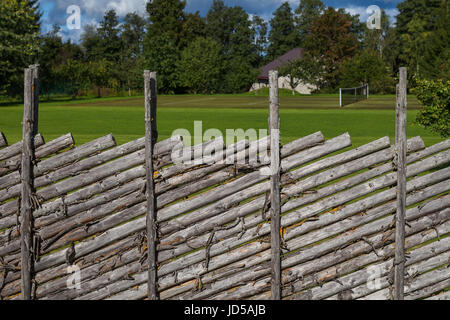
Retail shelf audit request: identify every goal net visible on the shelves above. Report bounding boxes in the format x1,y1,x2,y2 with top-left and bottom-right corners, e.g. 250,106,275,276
339,84,369,107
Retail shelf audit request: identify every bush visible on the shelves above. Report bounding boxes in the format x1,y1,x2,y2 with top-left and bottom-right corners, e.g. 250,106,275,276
340,51,395,94
413,79,449,138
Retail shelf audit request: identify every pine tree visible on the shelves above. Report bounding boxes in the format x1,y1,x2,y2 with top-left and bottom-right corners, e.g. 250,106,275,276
419,0,449,80
205,1,258,93
267,2,299,61
0,0,41,97
98,10,122,63
251,15,268,65
144,0,186,93
396,0,443,78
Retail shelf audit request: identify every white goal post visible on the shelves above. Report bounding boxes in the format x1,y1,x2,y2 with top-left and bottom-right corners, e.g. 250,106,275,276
339,84,369,107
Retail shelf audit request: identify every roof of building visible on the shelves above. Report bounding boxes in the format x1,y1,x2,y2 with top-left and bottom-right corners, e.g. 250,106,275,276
258,48,304,81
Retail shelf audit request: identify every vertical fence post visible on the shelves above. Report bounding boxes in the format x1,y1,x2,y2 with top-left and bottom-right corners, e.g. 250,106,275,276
269,70,281,300
31,64,39,136
394,67,407,300
144,70,158,300
20,67,37,300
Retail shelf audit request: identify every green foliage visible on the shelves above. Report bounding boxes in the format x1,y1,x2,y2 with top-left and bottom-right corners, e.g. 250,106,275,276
413,79,450,137
251,15,268,64
278,58,316,95
145,0,186,93
179,12,206,49
418,0,449,81
340,50,395,94
0,0,40,97
179,37,223,94
57,59,91,99
303,7,359,90
396,0,444,79
267,2,299,61
295,0,325,43
205,1,259,93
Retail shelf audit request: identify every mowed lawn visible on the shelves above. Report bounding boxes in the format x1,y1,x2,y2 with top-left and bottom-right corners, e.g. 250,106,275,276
0,94,445,149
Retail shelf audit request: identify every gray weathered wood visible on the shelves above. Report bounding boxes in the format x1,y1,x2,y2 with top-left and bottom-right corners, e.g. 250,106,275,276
20,68,34,300
79,160,448,302
0,134,108,190
269,70,281,300
156,138,422,262
5,139,444,300
394,67,407,300
0,132,7,148
104,201,449,301
0,133,74,178
144,70,158,300
31,64,39,136
0,134,44,162
0,135,181,221
166,176,450,300
184,204,450,301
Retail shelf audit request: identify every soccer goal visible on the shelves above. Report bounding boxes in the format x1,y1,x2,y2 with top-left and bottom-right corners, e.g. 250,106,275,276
339,84,369,107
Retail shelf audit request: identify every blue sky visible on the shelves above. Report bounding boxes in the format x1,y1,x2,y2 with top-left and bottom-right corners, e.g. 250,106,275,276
38,0,403,42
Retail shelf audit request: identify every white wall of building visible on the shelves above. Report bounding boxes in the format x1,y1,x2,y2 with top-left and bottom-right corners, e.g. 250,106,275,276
250,76,316,94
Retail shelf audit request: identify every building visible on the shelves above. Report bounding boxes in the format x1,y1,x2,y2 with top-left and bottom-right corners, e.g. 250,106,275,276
250,48,316,94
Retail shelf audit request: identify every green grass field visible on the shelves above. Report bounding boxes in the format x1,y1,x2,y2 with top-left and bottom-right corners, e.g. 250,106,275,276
0,93,445,149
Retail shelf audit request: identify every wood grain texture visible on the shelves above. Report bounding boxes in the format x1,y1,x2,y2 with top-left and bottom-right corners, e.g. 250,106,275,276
144,70,158,300
269,70,281,300
394,67,408,300
20,68,35,300
0,132,7,148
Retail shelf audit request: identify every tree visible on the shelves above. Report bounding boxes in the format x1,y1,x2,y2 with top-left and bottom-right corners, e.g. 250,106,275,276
179,37,223,94
121,13,146,95
90,59,113,97
267,2,299,61
97,9,122,63
81,24,103,62
295,0,325,43
121,12,146,58
179,12,206,49
251,15,268,65
362,9,391,57
278,58,316,95
57,59,91,99
144,0,186,93
340,51,395,94
205,1,258,92
0,0,40,97
396,0,443,79
38,25,64,98
419,0,449,81
413,79,450,137
302,7,359,90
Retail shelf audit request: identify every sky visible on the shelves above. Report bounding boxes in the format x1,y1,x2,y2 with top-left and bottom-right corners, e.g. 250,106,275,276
38,0,403,42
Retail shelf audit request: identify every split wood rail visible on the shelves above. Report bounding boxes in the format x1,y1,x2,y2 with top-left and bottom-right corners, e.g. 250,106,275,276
0,66,448,300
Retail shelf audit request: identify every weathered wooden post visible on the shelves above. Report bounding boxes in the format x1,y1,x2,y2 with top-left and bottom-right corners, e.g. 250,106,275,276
269,70,281,300
20,67,38,300
31,64,39,136
144,70,158,300
394,67,407,300
0,132,7,148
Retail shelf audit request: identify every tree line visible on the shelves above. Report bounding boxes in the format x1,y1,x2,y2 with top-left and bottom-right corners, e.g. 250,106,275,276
0,0,448,98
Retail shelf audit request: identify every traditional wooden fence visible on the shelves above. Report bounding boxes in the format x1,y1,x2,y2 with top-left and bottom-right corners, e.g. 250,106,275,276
0,67,448,300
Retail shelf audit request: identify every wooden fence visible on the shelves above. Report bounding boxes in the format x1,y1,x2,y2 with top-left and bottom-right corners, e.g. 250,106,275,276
0,67,448,300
